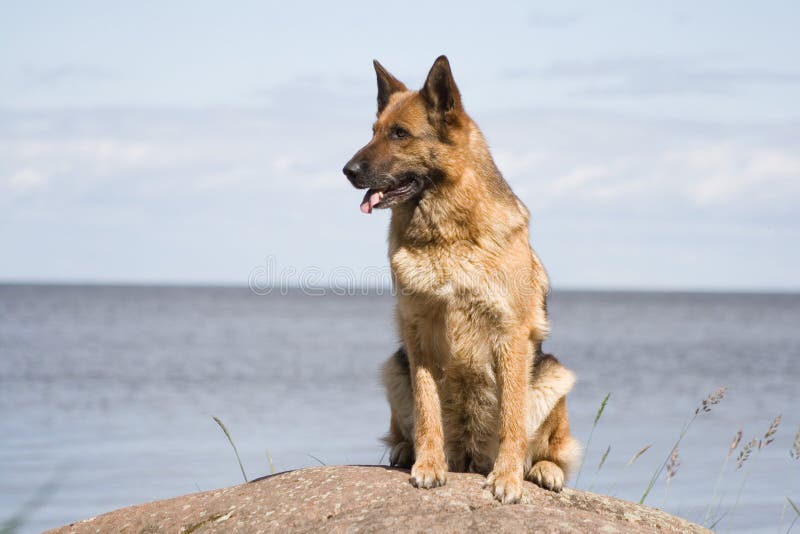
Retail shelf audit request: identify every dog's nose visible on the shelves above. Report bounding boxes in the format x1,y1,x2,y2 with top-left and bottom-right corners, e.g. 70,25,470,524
343,161,361,181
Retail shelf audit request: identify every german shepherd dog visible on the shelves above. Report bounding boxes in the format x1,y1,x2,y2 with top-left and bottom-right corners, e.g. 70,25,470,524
343,56,580,504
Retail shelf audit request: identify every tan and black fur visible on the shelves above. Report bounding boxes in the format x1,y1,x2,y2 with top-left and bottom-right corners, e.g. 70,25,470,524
343,56,580,504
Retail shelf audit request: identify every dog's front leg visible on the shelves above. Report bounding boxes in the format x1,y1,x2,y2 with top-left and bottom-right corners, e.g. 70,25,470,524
407,346,447,489
485,331,529,503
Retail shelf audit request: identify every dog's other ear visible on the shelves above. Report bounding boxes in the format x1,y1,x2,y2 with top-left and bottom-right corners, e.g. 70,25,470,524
374,60,407,115
420,55,462,116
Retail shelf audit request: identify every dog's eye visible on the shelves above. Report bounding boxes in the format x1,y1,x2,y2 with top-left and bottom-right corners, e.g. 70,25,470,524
390,127,410,140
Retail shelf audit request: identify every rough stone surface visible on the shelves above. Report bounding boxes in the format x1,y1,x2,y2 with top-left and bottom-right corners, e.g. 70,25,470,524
48,465,710,533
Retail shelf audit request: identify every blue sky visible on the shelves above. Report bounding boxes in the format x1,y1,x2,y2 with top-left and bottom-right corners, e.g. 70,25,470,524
1,1,798,290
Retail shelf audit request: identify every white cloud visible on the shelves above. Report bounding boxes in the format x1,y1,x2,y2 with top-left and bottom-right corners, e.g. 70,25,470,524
8,168,48,192
484,109,800,223
511,57,800,97
501,142,800,210
663,144,800,205
551,164,613,195
0,105,797,288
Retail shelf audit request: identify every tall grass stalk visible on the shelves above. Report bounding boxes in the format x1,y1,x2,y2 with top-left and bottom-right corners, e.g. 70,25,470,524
265,449,275,475
609,444,651,496
710,415,783,530
588,445,611,491
663,445,680,508
306,453,327,466
707,437,758,529
0,479,59,534
786,497,800,534
780,426,800,533
575,392,610,488
703,428,742,525
639,387,726,505
732,415,781,511
778,497,800,534
212,416,248,483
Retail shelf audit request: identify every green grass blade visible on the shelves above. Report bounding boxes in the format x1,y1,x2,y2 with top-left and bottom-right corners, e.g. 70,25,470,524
212,416,248,483
641,387,726,505
639,470,659,504
598,445,611,471
588,445,611,491
306,453,327,466
594,393,611,425
0,475,60,534
265,449,275,475
575,392,611,488
789,497,800,516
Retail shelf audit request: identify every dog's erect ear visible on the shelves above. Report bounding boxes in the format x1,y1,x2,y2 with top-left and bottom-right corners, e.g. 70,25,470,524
374,60,407,115
420,55,462,116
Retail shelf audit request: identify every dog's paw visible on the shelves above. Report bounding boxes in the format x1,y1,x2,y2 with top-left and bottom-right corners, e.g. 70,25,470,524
484,468,523,504
526,460,564,492
410,456,447,489
389,441,414,468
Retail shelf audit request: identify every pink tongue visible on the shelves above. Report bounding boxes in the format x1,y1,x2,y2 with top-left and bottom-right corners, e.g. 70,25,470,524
359,191,382,214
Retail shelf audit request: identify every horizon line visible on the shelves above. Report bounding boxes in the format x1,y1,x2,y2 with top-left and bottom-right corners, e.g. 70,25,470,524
1,279,798,296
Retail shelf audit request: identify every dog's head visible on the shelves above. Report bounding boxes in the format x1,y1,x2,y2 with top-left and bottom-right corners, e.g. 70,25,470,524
343,55,467,214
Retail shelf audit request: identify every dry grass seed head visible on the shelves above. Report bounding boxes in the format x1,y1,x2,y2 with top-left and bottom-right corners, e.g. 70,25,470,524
736,438,758,469
628,444,652,466
759,415,781,450
728,429,743,457
666,445,681,481
695,387,727,415
792,425,800,460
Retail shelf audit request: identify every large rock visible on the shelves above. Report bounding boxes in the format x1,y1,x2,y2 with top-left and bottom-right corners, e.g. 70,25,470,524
49,465,709,533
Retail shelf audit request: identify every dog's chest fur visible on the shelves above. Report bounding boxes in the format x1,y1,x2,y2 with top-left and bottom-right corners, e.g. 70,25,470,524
389,220,527,376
